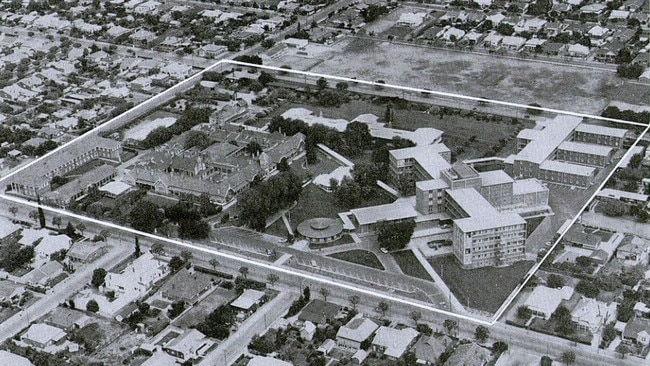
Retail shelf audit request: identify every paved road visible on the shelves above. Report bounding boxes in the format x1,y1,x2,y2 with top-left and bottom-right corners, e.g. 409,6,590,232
210,226,449,307
199,291,296,366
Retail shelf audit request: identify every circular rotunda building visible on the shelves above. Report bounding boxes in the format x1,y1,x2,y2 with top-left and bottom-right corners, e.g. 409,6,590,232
296,217,344,245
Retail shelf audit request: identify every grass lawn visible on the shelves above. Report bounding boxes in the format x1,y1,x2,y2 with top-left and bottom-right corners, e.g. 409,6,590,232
329,250,385,270
392,250,433,281
284,184,394,231
63,160,107,177
428,255,534,313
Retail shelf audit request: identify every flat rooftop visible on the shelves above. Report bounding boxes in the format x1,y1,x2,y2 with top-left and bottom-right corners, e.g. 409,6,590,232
350,201,418,226
479,170,513,186
447,188,526,232
557,141,613,157
575,123,627,138
515,115,583,164
539,160,596,176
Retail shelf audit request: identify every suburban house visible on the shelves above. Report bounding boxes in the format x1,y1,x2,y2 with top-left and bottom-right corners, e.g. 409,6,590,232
0,217,21,244
523,286,574,319
336,315,379,350
0,281,26,305
230,289,266,313
623,317,650,346
163,329,214,362
371,326,419,359
444,343,491,366
616,236,649,266
45,307,90,332
570,297,616,332
104,252,169,296
67,241,106,263
21,323,66,350
22,261,64,287
160,268,213,305
298,300,341,325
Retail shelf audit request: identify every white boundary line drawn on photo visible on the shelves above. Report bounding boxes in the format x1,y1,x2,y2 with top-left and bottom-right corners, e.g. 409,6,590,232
1,57,647,325
0,193,492,326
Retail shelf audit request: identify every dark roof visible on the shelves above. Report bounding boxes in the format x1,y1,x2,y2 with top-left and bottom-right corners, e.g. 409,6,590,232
160,268,213,303
298,300,341,324
624,317,650,339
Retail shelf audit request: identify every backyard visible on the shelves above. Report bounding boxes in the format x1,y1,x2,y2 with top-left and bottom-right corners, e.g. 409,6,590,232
428,255,535,313
173,286,239,329
328,249,385,270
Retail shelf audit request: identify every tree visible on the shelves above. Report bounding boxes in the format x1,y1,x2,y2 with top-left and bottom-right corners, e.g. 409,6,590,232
617,63,644,79
575,280,600,298
86,299,99,313
517,305,533,321
134,236,141,258
91,268,107,288
377,301,390,318
267,273,279,287
180,250,193,262
64,222,76,237
541,356,553,366
28,210,39,225
349,295,360,310
410,310,422,325
169,256,185,272
196,305,236,339
344,121,372,155
629,153,643,169
492,341,509,354
475,325,490,343
239,266,249,278
547,274,565,289
130,201,164,232
552,306,576,335
168,301,186,319
52,216,62,229
616,343,629,359
376,220,416,251
601,200,626,217
8,206,17,218
496,23,515,36
209,258,220,270
76,222,86,236
319,287,330,301
316,77,328,90
560,350,576,365
303,286,311,301
444,319,458,336
184,130,210,150
151,242,165,255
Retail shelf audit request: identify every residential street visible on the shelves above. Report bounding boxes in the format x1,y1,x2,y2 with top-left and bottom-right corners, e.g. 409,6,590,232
199,291,297,366
0,236,131,344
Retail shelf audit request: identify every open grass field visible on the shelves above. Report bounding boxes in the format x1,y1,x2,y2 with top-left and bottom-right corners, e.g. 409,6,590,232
428,255,534,313
313,37,648,115
329,249,385,270
391,250,433,281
